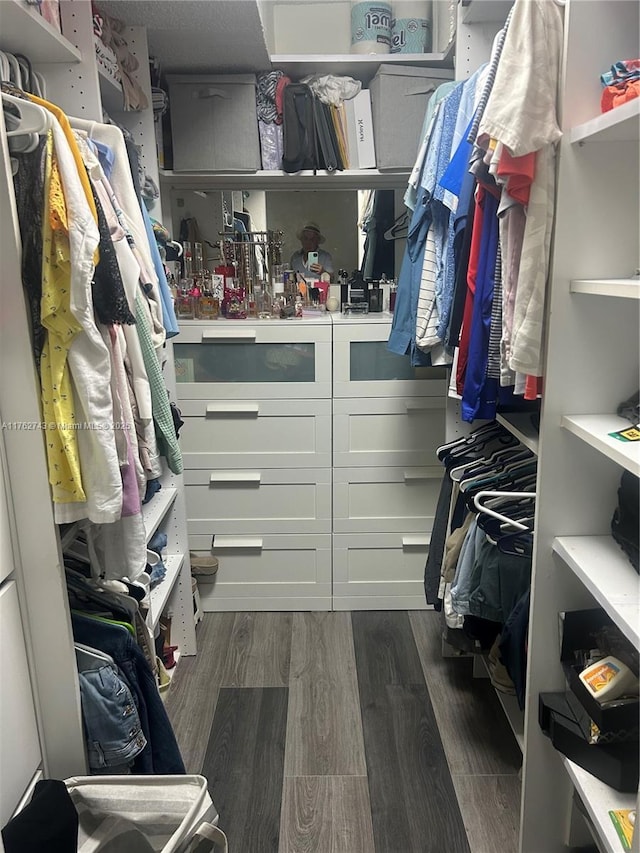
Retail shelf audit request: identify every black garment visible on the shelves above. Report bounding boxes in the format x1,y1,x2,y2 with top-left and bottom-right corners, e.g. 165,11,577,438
445,171,476,348
2,779,78,853
499,588,530,709
89,181,136,326
170,401,184,439
12,136,47,368
423,474,452,608
361,190,396,281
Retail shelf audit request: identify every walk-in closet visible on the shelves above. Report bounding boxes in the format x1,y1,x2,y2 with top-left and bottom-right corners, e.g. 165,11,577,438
1,0,638,851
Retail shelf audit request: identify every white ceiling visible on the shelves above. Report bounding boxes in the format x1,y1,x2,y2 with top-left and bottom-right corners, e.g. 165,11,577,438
97,0,271,74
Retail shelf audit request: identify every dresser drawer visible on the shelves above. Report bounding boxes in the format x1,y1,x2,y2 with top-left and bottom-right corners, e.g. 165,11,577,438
184,468,331,534
333,466,442,533
189,533,331,611
332,321,446,398
179,398,331,469
174,321,331,399
332,532,430,610
333,396,445,468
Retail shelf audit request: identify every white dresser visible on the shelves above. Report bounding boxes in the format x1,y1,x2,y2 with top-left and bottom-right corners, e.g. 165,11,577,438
174,312,446,610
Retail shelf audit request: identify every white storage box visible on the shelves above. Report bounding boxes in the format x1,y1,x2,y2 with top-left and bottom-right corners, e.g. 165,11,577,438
168,74,261,172
368,65,453,169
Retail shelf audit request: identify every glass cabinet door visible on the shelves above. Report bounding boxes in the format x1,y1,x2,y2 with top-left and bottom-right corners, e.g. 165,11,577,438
175,342,316,384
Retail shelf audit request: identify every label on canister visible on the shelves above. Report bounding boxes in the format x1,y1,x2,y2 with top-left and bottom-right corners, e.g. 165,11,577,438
391,18,432,53
351,2,392,50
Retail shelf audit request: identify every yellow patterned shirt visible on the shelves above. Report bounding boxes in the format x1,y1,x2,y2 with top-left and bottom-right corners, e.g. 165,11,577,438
40,132,86,503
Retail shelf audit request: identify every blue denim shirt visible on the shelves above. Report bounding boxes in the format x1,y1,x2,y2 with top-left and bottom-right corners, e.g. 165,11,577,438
72,613,185,775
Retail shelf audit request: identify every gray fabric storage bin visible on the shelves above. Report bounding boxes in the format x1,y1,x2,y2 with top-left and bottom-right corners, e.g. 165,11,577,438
168,74,260,172
368,65,454,169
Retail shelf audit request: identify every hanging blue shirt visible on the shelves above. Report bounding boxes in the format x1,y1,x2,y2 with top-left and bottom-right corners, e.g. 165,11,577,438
140,202,179,338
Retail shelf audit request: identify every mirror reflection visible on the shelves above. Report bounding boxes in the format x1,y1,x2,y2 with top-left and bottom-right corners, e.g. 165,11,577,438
167,187,402,282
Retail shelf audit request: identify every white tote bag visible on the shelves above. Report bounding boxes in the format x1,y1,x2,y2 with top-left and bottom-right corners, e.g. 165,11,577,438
65,775,228,853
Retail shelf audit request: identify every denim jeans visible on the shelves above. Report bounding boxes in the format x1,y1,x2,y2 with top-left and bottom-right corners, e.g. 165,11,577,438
72,613,185,774
76,646,147,771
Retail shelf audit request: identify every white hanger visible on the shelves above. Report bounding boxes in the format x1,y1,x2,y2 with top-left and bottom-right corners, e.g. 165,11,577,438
74,642,116,667
2,91,51,137
474,490,535,532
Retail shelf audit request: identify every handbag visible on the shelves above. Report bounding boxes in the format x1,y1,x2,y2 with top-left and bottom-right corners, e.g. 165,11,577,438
65,775,228,852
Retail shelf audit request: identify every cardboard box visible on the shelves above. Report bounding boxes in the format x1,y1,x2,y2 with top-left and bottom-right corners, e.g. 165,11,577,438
167,74,261,172
368,64,453,169
343,90,376,169
539,692,639,793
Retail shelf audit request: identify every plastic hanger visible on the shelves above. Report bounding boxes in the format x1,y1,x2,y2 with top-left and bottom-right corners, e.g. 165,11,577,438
383,211,409,240
473,490,535,532
74,642,116,667
2,91,51,139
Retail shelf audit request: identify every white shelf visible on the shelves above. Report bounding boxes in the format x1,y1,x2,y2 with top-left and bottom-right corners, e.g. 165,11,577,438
0,0,81,63
142,487,178,544
150,553,184,630
570,99,640,144
561,415,640,477
479,656,525,752
563,758,637,853
270,46,455,82
496,412,540,454
553,536,640,648
570,278,640,299
159,168,410,190
460,0,513,24
97,64,124,114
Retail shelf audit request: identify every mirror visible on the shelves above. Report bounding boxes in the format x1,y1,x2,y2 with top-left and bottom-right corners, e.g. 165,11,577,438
166,187,403,281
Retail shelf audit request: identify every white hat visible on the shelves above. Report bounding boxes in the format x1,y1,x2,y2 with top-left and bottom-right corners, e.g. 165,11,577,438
296,221,325,243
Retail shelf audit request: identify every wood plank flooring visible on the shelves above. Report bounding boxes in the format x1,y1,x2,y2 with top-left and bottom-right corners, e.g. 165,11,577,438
166,610,522,853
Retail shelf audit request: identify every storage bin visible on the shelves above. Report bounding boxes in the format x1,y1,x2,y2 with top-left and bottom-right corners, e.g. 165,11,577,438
167,74,261,172
368,64,453,169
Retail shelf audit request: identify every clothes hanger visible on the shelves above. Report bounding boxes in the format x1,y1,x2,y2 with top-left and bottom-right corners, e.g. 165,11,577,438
383,210,409,240
74,642,116,667
473,490,535,532
2,91,51,138
436,421,502,458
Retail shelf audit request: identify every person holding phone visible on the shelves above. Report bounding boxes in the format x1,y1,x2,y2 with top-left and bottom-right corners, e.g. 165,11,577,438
290,222,334,280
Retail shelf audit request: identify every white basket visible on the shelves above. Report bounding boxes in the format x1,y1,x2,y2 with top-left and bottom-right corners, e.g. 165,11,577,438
65,775,227,852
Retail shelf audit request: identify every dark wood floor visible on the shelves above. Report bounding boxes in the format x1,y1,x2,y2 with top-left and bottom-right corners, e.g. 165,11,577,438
165,610,522,853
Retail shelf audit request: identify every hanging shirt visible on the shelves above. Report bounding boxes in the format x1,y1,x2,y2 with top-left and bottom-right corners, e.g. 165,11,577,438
477,0,563,375
40,132,86,505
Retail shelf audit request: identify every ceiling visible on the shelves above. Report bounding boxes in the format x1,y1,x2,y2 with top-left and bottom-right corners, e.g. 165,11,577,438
97,0,271,74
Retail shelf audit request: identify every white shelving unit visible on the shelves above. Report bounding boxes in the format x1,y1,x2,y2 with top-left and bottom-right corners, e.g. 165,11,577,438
150,553,186,631
478,656,525,752
460,0,513,25
142,487,178,543
563,759,637,853
496,412,540,455
0,1,81,62
0,0,197,812
570,278,640,299
270,47,455,81
553,536,640,648
570,98,640,145
159,168,411,191
520,1,640,851
561,414,640,477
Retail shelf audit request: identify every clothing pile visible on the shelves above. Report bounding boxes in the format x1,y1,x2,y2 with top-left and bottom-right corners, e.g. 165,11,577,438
92,3,149,111
389,0,564,423
256,70,291,170
600,59,640,113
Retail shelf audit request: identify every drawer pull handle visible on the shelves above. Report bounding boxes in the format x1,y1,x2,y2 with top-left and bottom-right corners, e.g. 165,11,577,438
402,536,430,548
209,471,261,484
403,470,430,481
206,402,259,416
213,537,263,550
405,401,432,412
202,329,257,341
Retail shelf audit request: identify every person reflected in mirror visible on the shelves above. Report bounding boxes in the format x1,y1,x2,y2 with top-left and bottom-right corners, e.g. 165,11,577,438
290,222,334,280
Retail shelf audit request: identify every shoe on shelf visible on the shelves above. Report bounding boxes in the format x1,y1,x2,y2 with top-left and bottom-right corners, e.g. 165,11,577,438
189,551,219,579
